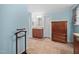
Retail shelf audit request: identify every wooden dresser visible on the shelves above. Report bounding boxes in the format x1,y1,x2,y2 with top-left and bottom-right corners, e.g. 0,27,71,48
51,21,67,43
32,28,43,39
74,33,79,54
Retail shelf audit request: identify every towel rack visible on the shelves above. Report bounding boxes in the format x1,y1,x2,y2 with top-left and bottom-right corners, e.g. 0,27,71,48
15,29,27,54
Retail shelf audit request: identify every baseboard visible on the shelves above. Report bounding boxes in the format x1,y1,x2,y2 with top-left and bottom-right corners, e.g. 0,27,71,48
43,37,50,39
67,42,73,44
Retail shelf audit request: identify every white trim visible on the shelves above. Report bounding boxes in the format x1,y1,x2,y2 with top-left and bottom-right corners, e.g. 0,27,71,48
51,19,67,22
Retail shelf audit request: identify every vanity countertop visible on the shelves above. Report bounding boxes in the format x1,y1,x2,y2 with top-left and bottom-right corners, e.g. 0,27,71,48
73,33,79,37
32,26,43,29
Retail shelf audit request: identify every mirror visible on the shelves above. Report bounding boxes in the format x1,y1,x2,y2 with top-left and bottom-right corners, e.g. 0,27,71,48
32,12,44,28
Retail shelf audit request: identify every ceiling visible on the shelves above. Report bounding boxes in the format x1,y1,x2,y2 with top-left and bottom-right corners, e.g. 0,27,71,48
27,4,73,13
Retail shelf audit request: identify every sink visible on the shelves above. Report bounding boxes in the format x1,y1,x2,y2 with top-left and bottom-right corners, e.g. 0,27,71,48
73,33,79,41
73,33,79,37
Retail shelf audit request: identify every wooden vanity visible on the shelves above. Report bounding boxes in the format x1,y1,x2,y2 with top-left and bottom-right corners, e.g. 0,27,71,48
32,28,43,39
74,33,79,54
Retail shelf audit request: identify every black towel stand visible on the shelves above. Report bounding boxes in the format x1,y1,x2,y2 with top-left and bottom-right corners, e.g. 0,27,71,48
15,29,27,54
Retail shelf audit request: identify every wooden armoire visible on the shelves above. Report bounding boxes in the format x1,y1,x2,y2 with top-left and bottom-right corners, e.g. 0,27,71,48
51,21,67,43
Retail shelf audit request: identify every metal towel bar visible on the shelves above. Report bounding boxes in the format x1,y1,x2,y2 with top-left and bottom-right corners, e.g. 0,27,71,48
15,29,27,54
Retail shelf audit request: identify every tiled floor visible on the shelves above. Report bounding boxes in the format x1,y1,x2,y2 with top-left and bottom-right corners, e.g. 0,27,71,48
27,38,73,54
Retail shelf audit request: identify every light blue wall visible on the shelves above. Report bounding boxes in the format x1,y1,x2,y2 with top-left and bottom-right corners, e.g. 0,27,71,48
0,5,30,54
74,26,79,33
45,8,73,42
0,5,3,52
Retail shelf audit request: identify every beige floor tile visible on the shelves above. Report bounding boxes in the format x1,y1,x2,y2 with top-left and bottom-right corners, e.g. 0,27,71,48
27,38,73,54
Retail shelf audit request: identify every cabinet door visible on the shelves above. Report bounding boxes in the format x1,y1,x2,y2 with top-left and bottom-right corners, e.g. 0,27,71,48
52,22,59,33
52,21,67,33
74,36,79,54
57,21,67,33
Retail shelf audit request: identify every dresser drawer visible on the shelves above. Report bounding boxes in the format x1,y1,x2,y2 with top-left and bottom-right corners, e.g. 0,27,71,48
53,34,66,39
53,32,67,37
52,34,67,43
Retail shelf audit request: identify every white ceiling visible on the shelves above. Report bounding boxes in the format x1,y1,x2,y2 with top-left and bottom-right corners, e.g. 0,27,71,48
27,4,73,13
